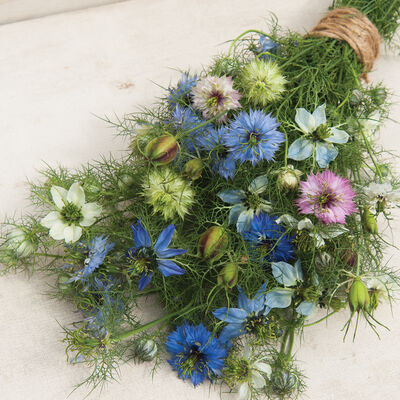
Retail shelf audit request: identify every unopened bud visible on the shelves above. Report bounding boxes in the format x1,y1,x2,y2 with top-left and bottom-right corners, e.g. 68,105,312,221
276,165,302,191
349,278,370,312
133,338,158,362
6,228,37,258
198,226,229,262
314,252,333,272
362,207,378,234
182,159,203,181
144,135,178,165
218,262,238,289
272,370,298,396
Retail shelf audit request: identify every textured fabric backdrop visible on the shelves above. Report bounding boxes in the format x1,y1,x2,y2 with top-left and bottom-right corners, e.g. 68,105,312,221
0,1,399,399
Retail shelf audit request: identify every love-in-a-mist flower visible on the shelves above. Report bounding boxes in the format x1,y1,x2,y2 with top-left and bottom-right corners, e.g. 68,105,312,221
256,35,279,61
192,75,242,122
167,73,198,108
127,220,186,290
363,182,400,211
41,182,102,243
197,126,236,179
242,212,295,263
287,104,350,168
66,235,115,285
142,168,195,220
218,175,272,232
213,283,272,344
237,59,286,106
165,322,227,386
223,342,272,400
296,170,356,224
225,109,285,165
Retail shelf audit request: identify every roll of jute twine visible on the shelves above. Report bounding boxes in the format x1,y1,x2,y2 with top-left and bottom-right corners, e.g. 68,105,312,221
309,7,381,74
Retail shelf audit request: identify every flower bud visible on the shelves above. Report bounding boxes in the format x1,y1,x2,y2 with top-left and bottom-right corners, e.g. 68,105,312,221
217,262,238,289
144,135,178,165
83,176,102,195
314,252,333,272
349,89,363,106
6,228,37,258
340,248,358,269
349,278,370,312
198,226,229,262
182,159,203,181
133,337,158,362
362,207,378,234
276,165,302,191
272,370,298,396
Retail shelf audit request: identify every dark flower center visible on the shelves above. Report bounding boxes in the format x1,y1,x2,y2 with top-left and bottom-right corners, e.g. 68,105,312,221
213,143,229,160
244,191,261,210
180,343,208,375
316,187,338,208
130,247,157,275
314,124,331,141
207,91,225,109
60,202,83,224
245,313,266,333
247,130,261,146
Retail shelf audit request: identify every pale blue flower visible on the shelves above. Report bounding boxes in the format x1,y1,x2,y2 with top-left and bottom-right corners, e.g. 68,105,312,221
218,175,272,232
287,104,349,168
256,35,279,60
265,259,317,316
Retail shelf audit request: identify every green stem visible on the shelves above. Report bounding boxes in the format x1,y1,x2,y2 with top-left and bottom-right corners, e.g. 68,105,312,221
135,287,162,297
286,329,295,358
227,29,270,56
304,310,338,327
284,132,289,167
359,128,383,182
280,329,290,354
112,304,202,341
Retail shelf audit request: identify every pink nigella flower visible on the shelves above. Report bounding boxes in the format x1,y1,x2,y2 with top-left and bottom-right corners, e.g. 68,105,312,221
191,75,241,122
295,170,356,224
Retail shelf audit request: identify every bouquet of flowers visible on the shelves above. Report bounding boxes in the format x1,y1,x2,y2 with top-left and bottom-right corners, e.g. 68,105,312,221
2,0,400,398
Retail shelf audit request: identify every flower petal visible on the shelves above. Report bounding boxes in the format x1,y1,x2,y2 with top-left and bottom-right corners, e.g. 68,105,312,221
236,210,253,233
229,204,246,225
64,225,82,243
315,142,338,168
66,182,85,208
276,214,298,228
154,224,175,252
326,127,349,144
131,220,151,248
212,307,247,324
253,361,272,377
238,383,250,400
157,259,185,277
80,203,102,226
249,175,268,194
295,108,315,133
297,218,314,231
272,261,298,287
251,370,266,389
156,248,186,258
50,186,67,209
287,137,314,161
48,220,68,240
41,211,62,229
296,301,316,316
138,272,153,290
218,189,246,204
219,323,245,343
265,289,293,309
311,104,327,128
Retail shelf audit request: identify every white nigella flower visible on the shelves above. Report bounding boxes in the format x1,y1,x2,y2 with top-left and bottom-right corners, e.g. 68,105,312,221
236,344,271,400
218,175,272,232
41,182,102,243
359,110,381,137
364,182,400,210
276,214,348,248
6,227,37,258
287,104,349,168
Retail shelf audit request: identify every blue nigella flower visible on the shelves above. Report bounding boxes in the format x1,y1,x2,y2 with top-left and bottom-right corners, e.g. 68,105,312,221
167,73,198,108
165,322,227,386
127,220,186,290
218,175,272,232
66,235,115,285
171,105,211,152
213,283,270,344
256,35,279,60
225,109,285,166
197,126,236,179
242,212,295,263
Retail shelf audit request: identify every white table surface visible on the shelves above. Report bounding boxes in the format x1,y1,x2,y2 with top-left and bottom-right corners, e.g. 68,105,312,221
1,1,400,399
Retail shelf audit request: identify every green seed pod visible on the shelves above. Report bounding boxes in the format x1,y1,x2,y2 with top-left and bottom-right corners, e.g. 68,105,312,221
144,135,178,165
133,338,158,362
217,262,238,289
272,370,298,396
349,278,370,312
182,159,203,181
362,207,378,234
198,226,229,262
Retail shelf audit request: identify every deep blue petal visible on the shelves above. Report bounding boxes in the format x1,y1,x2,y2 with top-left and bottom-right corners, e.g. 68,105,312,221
138,272,153,290
157,259,185,277
156,247,187,258
212,307,247,323
154,224,175,252
131,220,151,248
